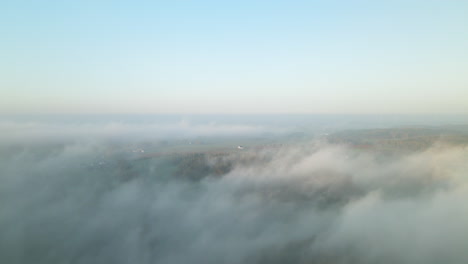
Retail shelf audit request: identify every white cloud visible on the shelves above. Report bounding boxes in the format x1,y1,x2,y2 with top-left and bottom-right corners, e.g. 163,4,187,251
1,132,468,263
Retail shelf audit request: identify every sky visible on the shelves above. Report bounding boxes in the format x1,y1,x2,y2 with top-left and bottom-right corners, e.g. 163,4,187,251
1,0,467,114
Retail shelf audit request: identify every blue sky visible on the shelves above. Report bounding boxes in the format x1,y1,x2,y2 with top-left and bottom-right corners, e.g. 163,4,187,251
1,0,467,114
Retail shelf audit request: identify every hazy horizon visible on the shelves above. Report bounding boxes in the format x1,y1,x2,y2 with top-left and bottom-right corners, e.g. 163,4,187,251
2,1,468,264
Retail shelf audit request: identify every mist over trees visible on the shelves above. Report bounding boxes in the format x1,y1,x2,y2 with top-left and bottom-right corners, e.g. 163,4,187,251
1,119,468,264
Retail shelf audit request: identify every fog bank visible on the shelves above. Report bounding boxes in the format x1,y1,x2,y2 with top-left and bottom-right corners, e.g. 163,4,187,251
1,132,468,264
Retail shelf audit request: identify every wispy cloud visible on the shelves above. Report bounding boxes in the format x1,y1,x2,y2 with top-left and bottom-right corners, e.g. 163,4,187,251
1,136,467,263
0,120,284,143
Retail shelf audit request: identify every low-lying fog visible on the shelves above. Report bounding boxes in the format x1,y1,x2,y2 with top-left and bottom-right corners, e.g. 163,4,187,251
1,116,468,264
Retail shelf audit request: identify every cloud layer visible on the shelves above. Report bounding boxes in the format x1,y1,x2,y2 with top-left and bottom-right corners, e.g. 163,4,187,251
1,133,468,263
0,120,279,143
